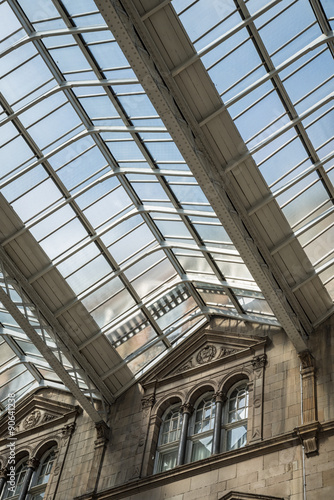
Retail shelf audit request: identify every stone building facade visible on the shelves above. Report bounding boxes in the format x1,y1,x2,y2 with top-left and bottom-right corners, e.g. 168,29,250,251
1,316,334,500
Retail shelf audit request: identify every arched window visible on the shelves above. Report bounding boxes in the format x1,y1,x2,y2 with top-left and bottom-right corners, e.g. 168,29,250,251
153,381,249,473
223,382,249,451
1,448,56,500
29,447,56,500
187,392,215,462
1,458,29,499
155,405,183,473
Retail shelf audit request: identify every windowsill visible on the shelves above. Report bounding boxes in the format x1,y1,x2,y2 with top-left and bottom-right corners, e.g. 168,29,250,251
74,428,304,500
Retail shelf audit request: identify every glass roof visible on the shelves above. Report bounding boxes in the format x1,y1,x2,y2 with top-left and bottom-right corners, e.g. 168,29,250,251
0,0,333,404
173,0,334,298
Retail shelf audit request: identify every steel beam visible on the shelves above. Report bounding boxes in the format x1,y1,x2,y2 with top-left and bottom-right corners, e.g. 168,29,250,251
94,0,310,352
0,245,114,415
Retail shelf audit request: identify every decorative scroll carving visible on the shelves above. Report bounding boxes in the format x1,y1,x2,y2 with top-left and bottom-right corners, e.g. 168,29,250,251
42,413,57,423
23,410,41,430
219,347,237,358
141,395,155,410
251,354,267,370
175,359,193,373
196,345,217,364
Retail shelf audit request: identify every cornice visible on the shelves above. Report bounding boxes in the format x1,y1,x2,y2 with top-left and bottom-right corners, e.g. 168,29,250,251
75,419,334,500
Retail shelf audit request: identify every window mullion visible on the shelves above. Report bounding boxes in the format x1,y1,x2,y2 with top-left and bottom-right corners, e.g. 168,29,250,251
212,391,226,455
177,403,193,466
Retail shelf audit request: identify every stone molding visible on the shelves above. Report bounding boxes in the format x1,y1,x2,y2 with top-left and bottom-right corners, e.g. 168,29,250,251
295,421,321,456
73,430,303,500
251,354,267,371
219,492,284,500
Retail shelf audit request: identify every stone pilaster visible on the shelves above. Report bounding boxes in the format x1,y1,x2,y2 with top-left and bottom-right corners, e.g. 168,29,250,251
249,354,267,443
85,421,110,494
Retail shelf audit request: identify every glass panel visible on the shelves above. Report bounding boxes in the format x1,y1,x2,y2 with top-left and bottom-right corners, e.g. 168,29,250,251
159,449,178,472
114,324,157,360
127,341,166,374
227,425,247,450
191,435,213,461
36,450,56,485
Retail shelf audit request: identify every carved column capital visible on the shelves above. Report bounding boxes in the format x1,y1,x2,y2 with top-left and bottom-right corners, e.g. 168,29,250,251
181,403,193,415
27,457,39,470
251,354,267,370
0,467,7,479
213,391,226,404
61,422,76,437
141,395,155,410
298,350,315,371
60,422,76,446
94,421,110,447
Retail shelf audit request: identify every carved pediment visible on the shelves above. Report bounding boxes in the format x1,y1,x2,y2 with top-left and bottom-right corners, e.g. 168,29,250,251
14,408,58,433
172,343,240,375
0,392,80,440
141,329,267,384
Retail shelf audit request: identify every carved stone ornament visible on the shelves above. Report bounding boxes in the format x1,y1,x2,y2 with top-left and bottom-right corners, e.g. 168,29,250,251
60,422,76,444
175,359,193,373
52,465,60,476
251,354,267,370
0,467,7,479
298,350,314,370
23,410,41,430
213,391,226,404
141,395,155,410
181,403,194,415
219,347,237,358
295,421,321,456
42,413,57,423
27,457,39,470
95,421,110,444
196,345,217,364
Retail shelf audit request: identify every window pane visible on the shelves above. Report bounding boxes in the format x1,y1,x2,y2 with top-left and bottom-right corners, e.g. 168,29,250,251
227,425,247,450
159,449,178,472
191,435,213,461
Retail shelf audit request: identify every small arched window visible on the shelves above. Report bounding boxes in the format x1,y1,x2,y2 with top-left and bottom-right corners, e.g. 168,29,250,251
187,392,215,462
223,382,249,451
1,458,29,499
155,405,183,473
29,447,56,499
153,380,249,473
